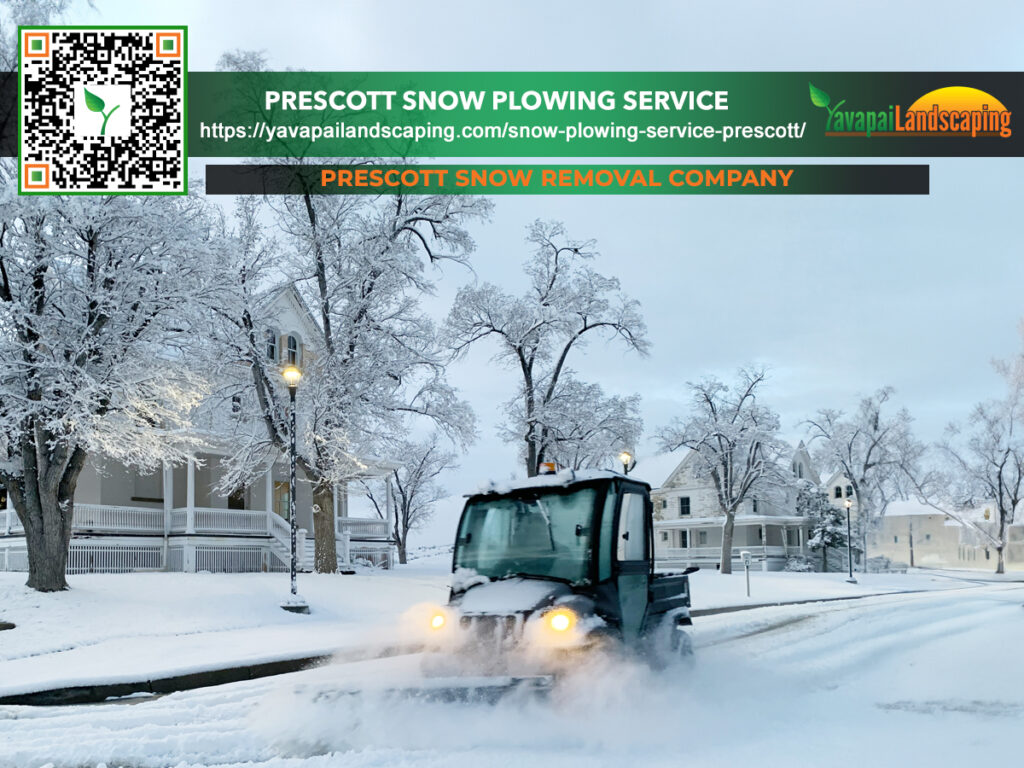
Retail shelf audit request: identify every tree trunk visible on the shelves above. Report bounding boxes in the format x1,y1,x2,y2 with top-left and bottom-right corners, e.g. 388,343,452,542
525,437,538,477
398,542,408,565
12,441,88,592
719,512,736,574
312,482,338,574
822,545,828,573
22,501,72,591
996,546,1005,575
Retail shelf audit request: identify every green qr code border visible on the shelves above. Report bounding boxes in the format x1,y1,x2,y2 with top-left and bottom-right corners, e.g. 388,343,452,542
18,25,189,196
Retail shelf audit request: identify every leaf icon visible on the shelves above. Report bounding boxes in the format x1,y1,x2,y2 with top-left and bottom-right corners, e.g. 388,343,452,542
83,87,105,113
808,82,830,109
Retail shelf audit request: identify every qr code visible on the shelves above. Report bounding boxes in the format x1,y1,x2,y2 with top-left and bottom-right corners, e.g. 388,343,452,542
19,27,186,194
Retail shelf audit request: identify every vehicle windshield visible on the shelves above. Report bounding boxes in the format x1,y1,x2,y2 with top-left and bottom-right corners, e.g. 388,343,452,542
454,486,599,585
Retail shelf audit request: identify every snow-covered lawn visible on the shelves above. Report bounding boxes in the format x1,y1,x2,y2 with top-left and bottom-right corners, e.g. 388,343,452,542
0,557,984,700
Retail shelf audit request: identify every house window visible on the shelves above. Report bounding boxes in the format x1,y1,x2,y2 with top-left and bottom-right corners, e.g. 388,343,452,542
131,470,162,504
679,496,690,516
265,329,278,361
752,498,759,514
845,485,854,498
661,499,667,509
925,534,931,541
231,395,242,414
660,531,668,542
797,464,803,479
757,527,763,541
834,486,842,499
698,530,707,545
679,530,689,547
286,334,300,365
894,535,898,543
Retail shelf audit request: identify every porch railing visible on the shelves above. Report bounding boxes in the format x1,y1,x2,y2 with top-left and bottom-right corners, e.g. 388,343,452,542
74,504,165,534
169,507,269,535
661,545,790,560
3,504,163,536
336,517,389,539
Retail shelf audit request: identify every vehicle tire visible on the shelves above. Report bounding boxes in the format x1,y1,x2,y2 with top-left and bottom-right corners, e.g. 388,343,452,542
645,612,695,670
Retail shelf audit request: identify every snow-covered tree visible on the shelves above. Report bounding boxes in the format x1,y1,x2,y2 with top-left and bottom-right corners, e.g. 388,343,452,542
804,387,923,567
501,374,642,471
657,368,788,574
209,189,485,573
913,339,1024,574
362,431,456,564
0,192,222,591
446,220,648,476
208,50,489,572
798,484,848,572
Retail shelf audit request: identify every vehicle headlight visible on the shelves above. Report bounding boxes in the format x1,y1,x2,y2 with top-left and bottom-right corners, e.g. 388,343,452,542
429,611,447,630
545,608,576,633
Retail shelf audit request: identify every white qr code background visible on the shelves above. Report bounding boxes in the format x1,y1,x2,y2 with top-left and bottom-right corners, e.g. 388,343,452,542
20,28,186,194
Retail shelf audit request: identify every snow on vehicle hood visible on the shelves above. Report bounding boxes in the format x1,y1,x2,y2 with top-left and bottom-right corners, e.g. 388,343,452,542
453,577,571,614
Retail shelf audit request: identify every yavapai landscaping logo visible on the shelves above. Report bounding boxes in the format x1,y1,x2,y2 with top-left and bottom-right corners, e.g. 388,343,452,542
808,82,1012,138
83,87,121,135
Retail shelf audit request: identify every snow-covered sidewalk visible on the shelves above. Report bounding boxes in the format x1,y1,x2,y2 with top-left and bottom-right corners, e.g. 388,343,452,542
0,558,983,699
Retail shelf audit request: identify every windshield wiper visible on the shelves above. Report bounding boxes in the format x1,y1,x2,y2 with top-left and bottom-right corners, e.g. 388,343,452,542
495,571,575,586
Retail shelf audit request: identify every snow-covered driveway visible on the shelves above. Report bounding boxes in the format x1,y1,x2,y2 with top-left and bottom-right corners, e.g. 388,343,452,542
3,583,1022,768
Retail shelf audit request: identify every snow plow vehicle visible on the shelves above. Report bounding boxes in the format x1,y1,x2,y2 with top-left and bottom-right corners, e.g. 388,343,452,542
416,468,696,699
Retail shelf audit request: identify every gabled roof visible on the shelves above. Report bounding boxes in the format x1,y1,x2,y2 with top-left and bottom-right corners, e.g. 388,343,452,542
822,469,850,489
655,450,699,492
262,283,324,343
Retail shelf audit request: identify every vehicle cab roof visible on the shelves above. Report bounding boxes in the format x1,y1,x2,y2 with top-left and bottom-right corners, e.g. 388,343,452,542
468,468,651,498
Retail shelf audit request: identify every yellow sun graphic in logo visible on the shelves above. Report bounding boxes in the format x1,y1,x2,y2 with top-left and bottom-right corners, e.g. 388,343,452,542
907,86,1007,114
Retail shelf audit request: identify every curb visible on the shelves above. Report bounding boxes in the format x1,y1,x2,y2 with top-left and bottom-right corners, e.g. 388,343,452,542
0,643,421,707
689,585,981,617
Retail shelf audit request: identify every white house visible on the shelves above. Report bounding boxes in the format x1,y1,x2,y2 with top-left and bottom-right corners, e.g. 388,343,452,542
652,442,819,572
0,285,399,575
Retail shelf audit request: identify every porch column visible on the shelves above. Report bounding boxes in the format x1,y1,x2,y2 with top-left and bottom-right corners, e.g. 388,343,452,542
162,461,173,569
799,526,805,554
781,524,789,558
184,459,197,572
761,523,768,571
385,475,395,539
185,459,196,534
333,483,341,539
264,465,274,534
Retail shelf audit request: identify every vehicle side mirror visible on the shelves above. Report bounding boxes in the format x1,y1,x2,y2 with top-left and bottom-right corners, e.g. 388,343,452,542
682,566,700,575
622,531,630,541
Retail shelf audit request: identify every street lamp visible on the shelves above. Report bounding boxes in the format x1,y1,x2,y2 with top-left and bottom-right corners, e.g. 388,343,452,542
281,364,309,614
844,498,857,584
619,451,636,475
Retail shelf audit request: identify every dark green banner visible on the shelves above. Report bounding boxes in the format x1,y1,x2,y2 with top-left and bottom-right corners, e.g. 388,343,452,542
188,72,1022,157
205,164,928,195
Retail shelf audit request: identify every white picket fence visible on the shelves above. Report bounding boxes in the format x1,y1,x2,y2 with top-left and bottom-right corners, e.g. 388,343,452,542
67,542,164,574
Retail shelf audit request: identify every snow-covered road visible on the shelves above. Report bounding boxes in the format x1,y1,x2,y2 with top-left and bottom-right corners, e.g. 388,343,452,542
3,583,1022,768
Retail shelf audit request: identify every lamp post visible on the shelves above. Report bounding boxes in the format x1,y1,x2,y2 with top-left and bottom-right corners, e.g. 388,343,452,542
619,450,636,476
844,498,857,584
281,364,309,614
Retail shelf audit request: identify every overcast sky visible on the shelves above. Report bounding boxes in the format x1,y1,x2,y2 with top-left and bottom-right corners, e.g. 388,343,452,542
60,0,1024,543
